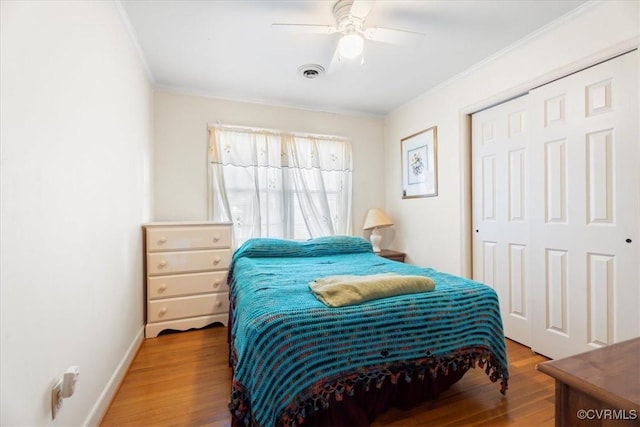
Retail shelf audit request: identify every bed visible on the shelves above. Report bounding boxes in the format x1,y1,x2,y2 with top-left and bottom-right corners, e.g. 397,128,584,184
227,236,509,426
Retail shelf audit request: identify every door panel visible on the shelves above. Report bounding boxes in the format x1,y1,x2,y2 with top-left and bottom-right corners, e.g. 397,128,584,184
472,95,531,346
529,52,639,359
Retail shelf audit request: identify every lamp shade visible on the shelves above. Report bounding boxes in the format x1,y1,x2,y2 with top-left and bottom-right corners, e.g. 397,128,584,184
363,208,393,230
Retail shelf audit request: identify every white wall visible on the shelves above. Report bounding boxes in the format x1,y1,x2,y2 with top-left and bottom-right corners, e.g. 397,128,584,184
153,90,386,239
384,0,640,275
0,1,152,426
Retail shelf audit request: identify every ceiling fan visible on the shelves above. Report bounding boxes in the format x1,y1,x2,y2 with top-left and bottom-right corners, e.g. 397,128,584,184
272,0,425,70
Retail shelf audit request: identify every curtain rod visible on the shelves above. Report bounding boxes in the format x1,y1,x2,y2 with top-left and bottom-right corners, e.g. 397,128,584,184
207,123,350,143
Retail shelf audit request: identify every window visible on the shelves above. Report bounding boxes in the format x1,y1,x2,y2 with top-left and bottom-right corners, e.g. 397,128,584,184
208,125,352,245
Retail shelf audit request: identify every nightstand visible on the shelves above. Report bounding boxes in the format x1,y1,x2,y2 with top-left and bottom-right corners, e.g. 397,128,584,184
376,249,406,263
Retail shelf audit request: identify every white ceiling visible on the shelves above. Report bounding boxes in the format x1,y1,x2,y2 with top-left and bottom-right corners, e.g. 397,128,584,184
120,0,587,116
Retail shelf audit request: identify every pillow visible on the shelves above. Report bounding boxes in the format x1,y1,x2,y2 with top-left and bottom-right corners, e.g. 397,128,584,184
233,235,373,260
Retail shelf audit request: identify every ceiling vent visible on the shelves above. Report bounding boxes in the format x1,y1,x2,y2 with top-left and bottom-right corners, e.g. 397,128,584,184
298,64,325,79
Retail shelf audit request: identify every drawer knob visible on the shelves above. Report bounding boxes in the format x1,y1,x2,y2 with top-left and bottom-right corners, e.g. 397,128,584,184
159,307,168,316
213,235,220,242
159,260,167,268
158,284,167,292
213,279,221,288
213,257,221,265
159,236,167,244
215,301,222,308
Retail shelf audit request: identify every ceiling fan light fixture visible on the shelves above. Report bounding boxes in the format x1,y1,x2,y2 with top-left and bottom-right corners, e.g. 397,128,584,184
338,33,364,59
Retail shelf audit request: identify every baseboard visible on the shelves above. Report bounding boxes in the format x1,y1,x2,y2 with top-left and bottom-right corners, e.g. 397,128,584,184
83,326,145,426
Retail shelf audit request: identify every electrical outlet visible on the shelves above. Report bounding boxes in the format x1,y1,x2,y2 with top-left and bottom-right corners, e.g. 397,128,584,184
51,380,63,420
61,366,79,398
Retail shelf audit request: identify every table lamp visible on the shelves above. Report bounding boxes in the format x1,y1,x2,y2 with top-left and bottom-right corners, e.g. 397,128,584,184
363,208,394,252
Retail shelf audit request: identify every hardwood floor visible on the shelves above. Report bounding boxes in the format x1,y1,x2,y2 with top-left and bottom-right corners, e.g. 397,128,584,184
100,325,554,427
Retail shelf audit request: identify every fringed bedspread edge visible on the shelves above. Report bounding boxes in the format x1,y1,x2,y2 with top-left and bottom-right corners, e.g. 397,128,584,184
229,345,508,427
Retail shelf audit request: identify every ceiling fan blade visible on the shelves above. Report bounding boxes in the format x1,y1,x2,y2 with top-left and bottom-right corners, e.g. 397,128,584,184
326,43,343,74
271,23,337,35
350,0,375,19
363,27,425,45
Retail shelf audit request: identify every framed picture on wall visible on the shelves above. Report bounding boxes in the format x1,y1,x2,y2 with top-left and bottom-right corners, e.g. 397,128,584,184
401,126,438,198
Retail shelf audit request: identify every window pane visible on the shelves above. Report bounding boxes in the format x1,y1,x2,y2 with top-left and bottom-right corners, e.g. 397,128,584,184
209,128,352,245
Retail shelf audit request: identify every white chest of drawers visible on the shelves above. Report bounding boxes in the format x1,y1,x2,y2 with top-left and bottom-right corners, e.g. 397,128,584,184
143,222,233,338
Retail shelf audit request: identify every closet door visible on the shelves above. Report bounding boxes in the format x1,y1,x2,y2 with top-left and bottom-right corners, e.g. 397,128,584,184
472,95,532,347
528,52,639,359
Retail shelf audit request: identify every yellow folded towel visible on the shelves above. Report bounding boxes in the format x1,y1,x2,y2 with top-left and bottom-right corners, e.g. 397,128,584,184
309,272,435,307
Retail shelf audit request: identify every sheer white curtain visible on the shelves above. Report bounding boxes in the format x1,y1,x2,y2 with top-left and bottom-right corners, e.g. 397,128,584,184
208,126,352,245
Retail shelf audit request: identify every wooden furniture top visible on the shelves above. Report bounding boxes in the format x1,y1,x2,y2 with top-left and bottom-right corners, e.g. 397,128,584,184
536,337,640,412
377,249,406,262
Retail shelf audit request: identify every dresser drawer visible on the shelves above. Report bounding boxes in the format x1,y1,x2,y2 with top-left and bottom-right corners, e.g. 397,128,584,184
146,225,231,252
147,249,231,275
147,293,229,322
148,271,229,299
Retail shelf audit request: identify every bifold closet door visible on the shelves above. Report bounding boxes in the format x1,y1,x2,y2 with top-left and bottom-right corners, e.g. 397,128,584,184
472,51,639,359
528,52,639,359
472,95,532,347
